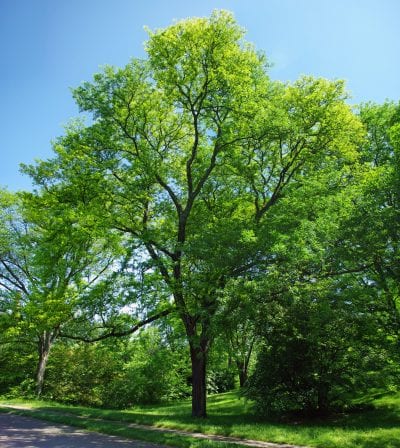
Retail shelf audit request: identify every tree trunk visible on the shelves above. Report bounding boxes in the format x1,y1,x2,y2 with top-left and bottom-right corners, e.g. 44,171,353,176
236,336,255,388
317,383,329,415
190,342,207,417
182,312,210,418
238,362,247,388
36,330,56,397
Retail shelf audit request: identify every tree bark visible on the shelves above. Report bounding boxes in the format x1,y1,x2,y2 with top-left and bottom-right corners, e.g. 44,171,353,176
317,383,329,415
236,336,255,387
190,342,207,417
183,313,210,418
238,362,248,388
36,329,57,397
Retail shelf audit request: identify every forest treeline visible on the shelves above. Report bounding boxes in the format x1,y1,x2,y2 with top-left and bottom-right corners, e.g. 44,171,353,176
0,11,399,418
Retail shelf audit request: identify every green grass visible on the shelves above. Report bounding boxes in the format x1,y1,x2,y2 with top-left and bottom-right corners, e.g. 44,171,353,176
1,390,399,448
0,406,238,448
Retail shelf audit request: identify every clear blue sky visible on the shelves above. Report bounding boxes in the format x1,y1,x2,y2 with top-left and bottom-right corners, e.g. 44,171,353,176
1,0,399,191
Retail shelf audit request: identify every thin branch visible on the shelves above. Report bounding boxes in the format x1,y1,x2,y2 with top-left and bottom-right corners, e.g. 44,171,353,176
60,308,173,342
255,141,306,221
186,112,199,197
187,126,222,210
145,243,171,285
0,261,29,294
155,174,183,215
0,280,14,292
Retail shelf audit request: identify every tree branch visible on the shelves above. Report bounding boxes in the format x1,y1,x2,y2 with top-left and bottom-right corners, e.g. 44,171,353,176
155,174,183,215
0,261,29,294
60,308,173,342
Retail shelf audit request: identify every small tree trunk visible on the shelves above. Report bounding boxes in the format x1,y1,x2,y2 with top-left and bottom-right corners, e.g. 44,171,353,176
36,330,56,397
238,362,247,388
236,336,255,388
317,383,329,415
190,342,207,417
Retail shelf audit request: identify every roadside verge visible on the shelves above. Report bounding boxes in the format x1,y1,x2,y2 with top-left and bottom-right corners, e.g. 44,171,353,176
0,405,307,448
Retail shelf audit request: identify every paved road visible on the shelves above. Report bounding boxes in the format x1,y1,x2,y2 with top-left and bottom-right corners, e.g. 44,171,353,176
0,412,165,448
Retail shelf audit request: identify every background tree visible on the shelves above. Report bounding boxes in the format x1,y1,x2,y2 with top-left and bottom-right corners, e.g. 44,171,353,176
353,102,400,340
213,279,259,388
244,101,400,416
0,189,119,396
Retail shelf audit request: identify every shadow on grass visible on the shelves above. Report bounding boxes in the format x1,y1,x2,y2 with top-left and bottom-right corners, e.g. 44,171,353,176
21,399,400,432
347,435,400,448
2,390,399,448
2,399,400,448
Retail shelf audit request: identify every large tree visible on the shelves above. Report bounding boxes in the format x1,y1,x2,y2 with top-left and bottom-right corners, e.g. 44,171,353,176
24,11,363,416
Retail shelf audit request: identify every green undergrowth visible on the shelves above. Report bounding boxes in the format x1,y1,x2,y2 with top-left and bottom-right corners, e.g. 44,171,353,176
1,390,399,448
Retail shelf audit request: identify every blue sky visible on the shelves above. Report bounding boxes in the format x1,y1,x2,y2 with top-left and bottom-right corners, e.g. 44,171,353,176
1,0,399,191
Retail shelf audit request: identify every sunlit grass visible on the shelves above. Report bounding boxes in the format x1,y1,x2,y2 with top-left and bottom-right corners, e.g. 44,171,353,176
1,390,399,447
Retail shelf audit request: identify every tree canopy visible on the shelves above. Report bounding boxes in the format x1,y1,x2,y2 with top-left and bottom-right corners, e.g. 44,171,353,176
1,10,398,417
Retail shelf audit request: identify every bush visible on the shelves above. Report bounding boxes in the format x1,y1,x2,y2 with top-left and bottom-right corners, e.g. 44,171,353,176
44,328,190,408
207,368,235,394
246,297,395,416
5,378,37,399
102,342,190,408
0,342,36,396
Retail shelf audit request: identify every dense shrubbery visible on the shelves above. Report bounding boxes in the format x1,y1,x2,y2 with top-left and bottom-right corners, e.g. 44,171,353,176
0,342,36,396
207,368,236,394
0,327,237,408
246,295,397,416
49,330,190,408
1,328,191,408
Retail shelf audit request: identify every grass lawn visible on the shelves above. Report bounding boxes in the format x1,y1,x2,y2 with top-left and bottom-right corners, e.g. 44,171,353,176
1,390,399,448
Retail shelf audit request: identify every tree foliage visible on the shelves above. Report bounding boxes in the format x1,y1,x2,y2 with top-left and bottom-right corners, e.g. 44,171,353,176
21,10,364,417
247,279,393,416
0,189,120,395
0,11,398,418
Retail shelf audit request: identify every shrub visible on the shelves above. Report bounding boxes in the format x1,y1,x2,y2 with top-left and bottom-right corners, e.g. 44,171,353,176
246,298,395,416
